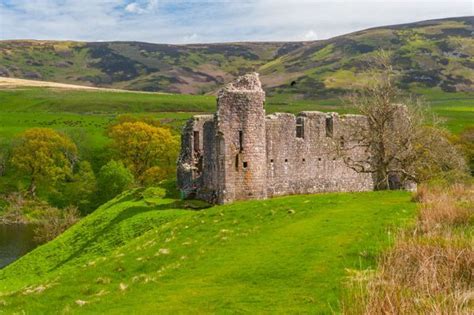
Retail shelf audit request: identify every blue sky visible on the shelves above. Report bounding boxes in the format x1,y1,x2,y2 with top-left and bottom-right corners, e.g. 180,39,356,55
0,0,472,44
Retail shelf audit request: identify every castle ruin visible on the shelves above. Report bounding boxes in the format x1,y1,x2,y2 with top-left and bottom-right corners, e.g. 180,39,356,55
177,73,375,204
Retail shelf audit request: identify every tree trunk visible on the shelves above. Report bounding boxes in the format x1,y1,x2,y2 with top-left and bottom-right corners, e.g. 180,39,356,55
28,177,37,197
375,168,389,190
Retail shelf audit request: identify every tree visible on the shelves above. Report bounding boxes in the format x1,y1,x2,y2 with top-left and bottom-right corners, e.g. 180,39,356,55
107,121,179,182
339,51,467,189
52,161,97,213
10,128,77,196
0,139,11,177
97,160,134,203
452,127,474,176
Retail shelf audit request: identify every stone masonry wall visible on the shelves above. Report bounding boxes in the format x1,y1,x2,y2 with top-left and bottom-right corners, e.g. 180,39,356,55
215,73,267,204
177,73,375,204
265,112,373,198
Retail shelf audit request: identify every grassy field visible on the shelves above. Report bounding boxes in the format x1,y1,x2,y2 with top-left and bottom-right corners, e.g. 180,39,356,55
0,185,416,313
0,86,471,192
0,87,472,138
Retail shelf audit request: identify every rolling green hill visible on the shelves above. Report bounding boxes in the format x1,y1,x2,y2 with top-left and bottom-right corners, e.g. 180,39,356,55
1,17,472,98
0,185,416,313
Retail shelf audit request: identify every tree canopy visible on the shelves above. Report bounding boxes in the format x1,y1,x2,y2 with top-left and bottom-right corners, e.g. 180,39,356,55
107,121,179,182
11,128,77,195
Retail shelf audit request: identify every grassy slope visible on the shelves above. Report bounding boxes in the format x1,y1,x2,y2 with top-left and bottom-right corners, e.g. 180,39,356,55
0,187,416,313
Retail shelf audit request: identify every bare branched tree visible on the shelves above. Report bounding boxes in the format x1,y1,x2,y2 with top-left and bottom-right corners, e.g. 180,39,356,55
339,50,467,190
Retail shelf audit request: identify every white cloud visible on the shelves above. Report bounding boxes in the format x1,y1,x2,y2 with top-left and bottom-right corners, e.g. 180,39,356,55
302,30,318,41
125,3,145,14
0,0,471,43
182,33,198,43
124,0,158,14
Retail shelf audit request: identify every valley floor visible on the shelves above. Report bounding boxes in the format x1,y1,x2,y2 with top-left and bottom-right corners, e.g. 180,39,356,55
0,188,416,313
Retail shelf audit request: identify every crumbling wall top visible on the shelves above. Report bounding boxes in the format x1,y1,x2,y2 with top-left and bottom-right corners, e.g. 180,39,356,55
218,72,263,95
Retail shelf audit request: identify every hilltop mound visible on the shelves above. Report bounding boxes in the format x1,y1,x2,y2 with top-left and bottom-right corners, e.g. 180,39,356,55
0,186,415,313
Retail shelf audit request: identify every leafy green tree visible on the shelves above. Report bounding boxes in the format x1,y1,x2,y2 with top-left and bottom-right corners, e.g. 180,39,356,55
11,128,77,196
51,161,97,213
97,160,134,203
107,121,179,182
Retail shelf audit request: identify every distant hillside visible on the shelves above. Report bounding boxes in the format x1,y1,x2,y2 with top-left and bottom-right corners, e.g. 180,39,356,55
0,16,472,98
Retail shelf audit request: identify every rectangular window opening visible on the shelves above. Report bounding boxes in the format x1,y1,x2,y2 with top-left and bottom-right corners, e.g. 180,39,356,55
296,117,304,138
239,130,243,152
235,155,239,171
325,116,333,138
193,131,200,152
243,161,248,169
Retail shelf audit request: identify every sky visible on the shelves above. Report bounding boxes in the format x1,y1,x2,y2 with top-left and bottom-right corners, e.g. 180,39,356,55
0,0,472,44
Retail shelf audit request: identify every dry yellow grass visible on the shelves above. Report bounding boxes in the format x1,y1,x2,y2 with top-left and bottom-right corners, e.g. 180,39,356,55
343,184,474,315
0,77,165,94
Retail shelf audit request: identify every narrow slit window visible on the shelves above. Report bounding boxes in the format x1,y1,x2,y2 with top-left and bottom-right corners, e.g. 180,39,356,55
243,161,248,169
193,131,200,152
235,155,239,171
326,116,333,138
239,130,243,152
296,117,304,138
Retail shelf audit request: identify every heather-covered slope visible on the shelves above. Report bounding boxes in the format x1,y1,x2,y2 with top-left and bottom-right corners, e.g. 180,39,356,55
1,17,472,97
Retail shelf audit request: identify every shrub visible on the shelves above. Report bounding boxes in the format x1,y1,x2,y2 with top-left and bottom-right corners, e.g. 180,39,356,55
140,166,167,187
97,160,134,203
50,161,97,213
33,205,80,243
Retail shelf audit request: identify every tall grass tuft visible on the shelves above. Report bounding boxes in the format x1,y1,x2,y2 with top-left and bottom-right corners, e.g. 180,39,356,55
343,184,473,314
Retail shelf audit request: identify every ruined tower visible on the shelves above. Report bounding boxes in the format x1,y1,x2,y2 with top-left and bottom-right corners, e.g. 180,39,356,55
215,73,267,203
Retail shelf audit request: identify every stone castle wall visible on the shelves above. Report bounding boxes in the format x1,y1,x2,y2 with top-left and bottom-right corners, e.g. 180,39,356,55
177,73,375,204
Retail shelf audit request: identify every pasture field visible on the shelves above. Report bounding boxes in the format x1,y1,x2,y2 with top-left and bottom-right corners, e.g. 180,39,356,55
0,87,472,139
0,87,471,189
0,186,416,313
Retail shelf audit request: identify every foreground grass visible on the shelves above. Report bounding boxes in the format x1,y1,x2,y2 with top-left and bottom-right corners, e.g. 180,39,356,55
343,184,473,314
0,188,415,313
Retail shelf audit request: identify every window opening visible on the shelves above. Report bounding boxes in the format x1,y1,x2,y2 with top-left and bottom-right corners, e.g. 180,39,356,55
239,130,243,152
296,117,304,138
325,116,333,138
193,131,200,152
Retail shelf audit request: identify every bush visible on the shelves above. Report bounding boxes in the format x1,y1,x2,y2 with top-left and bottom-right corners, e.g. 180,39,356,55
97,160,134,203
140,166,167,187
34,205,80,243
50,161,97,213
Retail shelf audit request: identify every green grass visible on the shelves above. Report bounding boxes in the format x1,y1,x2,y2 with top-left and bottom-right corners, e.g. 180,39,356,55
0,87,471,134
0,88,215,113
0,86,471,194
0,187,416,313
415,88,474,133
